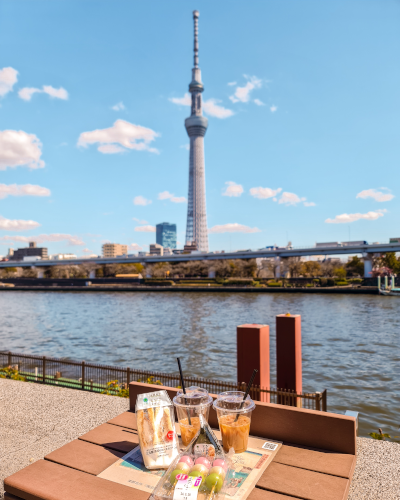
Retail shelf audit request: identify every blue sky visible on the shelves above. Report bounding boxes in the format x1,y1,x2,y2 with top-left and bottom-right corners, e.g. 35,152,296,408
0,0,399,256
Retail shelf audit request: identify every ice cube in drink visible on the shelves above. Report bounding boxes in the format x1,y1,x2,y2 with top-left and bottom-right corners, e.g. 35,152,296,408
179,416,201,446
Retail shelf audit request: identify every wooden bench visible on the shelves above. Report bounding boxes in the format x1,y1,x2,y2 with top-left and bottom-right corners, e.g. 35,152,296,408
4,381,357,500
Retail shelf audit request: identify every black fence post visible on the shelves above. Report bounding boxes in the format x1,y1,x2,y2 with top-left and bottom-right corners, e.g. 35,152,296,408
8,351,12,367
315,392,321,411
82,361,85,390
127,367,130,386
43,356,46,384
322,389,327,412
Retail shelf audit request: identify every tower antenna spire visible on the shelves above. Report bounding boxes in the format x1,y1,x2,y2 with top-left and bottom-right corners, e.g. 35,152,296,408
193,10,199,68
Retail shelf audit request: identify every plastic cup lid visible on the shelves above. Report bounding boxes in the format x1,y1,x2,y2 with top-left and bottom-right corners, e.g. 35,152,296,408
173,386,213,407
213,391,255,413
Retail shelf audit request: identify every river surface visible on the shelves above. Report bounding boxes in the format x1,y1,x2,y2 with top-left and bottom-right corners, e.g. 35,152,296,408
0,291,398,438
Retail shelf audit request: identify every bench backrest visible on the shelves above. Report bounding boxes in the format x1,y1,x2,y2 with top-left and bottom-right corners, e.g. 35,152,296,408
129,381,356,455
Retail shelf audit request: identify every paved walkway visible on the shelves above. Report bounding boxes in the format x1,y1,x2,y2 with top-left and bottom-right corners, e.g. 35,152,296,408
1,379,399,499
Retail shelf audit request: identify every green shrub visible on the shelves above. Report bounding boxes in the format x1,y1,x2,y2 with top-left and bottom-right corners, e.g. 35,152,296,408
349,278,363,284
313,279,319,283
224,279,254,286
335,280,348,286
306,283,313,287
267,281,282,287
144,279,175,286
0,366,26,381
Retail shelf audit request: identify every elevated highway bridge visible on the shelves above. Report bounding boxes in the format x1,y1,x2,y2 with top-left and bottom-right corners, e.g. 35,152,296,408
1,242,399,277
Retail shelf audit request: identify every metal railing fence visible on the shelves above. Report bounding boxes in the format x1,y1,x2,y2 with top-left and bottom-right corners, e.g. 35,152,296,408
0,350,326,411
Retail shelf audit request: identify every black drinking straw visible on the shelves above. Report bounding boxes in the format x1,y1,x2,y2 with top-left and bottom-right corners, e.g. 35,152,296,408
177,357,191,425
235,368,258,422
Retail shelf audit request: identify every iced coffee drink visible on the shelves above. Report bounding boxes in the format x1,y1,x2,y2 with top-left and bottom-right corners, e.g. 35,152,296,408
213,391,255,453
173,387,213,447
218,414,251,453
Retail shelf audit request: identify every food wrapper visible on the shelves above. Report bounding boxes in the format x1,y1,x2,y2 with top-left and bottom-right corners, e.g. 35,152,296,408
151,419,232,500
136,390,179,469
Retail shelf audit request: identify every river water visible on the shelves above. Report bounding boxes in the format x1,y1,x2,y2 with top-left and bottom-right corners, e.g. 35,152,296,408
0,291,398,438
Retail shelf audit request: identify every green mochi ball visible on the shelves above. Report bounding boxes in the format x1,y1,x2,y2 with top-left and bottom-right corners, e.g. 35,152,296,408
205,473,224,492
170,469,185,484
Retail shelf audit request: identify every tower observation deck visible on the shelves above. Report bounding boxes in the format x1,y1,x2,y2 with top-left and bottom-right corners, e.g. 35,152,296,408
185,10,209,252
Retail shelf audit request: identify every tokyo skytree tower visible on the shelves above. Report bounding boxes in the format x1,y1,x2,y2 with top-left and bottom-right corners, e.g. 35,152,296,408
185,10,209,252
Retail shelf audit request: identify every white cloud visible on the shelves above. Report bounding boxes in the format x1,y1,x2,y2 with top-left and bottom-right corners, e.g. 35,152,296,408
180,144,190,151
356,188,394,203
18,85,68,101
133,217,148,224
128,243,142,251
78,119,159,154
0,67,18,97
111,102,125,111
325,209,387,224
0,130,44,170
250,187,282,199
97,144,126,154
209,223,261,234
270,105,278,113
254,99,265,106
222,181,244,197
0,216,40,231
278,192,307,206
133,195,152,206
0,184,51,199
229,76,262,103
0,233,84,245
227,81,237,86
134,225,156,232
18,87,41,101
169,93,191,106
203,99,234,118
158,191,174,200
158,191,186,203
42,85,68,100
170,94,233,119
82,248,92,253
303,201,316,207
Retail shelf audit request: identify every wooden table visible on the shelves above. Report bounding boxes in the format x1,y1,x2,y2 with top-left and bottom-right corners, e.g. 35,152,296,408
4,382,357,500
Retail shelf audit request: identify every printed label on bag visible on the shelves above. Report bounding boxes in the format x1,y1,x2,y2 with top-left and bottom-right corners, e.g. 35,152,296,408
173,475,202,500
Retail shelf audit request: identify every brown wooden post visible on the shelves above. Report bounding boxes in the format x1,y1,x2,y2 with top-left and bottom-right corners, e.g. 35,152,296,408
43,356,46,384
82,361,85,390
127,367,131,386
8,351,12,367
276,314,302,406
237,324,270,402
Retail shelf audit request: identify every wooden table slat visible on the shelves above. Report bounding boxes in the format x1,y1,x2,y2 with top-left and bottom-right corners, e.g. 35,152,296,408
78,423,139,453
257,462,349,500
5,460,149,500
45,439,124,475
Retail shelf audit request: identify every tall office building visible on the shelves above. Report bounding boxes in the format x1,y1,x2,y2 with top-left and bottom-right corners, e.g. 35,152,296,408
156,222,177,249
185,10,209,252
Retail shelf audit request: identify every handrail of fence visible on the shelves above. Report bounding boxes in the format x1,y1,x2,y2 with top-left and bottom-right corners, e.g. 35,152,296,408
0,350,327,411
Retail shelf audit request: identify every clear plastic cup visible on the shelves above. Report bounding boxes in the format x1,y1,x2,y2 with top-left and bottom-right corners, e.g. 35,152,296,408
213,391,255,453
173,386,213,446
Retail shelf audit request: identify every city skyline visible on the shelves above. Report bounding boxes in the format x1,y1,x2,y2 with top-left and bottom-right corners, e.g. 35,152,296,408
0,1,399,256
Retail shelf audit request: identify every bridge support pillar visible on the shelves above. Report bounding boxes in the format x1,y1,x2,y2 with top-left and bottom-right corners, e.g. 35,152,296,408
363,253,374,278
37,269,44,279
89,270,96,279
275,257,281,278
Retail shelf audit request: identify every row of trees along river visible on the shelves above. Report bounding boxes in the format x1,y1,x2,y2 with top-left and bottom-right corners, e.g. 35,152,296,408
0,253,399,280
